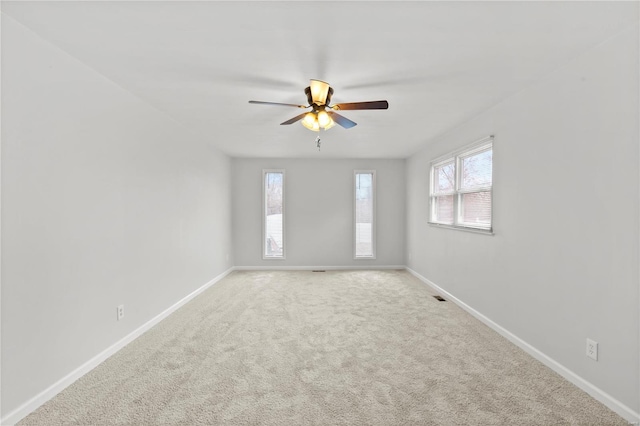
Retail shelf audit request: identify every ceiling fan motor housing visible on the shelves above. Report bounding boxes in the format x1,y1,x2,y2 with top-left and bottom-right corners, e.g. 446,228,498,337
305,86,334,108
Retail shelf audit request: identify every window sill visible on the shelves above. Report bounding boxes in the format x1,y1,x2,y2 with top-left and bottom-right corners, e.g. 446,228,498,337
428,222,494,236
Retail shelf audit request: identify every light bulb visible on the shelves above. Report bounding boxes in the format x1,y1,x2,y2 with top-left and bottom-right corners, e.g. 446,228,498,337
323,118,336,130
301,112,320,132
317,110,330,127
303,112,316,126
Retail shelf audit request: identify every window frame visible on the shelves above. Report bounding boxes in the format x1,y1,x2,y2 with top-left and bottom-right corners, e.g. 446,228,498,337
430,158,456,226
429,136,494,234
353,170,376,260
262,169,286,260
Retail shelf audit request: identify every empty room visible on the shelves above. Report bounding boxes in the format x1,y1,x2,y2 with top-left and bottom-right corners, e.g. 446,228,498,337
1,1,639,425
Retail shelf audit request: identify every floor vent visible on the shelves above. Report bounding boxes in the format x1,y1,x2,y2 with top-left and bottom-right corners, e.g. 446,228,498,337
312,270,326,273
433,295,446,302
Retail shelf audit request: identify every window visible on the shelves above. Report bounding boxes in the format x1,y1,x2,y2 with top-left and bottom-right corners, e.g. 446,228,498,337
429,137,493,232
263,170,285,259
354,170,376,258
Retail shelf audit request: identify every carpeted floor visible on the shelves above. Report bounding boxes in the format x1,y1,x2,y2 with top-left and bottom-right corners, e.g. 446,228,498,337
19,270,627,425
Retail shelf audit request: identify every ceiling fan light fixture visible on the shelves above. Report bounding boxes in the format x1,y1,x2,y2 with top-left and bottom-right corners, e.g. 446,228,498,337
309,79,330,105
323,118,336,130
317,110,331,127
249,79,388,134
303,112,316,126
301,113,320,132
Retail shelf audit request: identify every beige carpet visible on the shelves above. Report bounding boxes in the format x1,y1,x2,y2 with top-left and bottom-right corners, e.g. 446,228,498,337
19,270,627,425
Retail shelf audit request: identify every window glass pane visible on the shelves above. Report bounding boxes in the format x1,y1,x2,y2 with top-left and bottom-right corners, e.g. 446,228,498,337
429,140,492,231
434,162,455,194
433,195,454,224
460,149,492,190
264,172,283,258
460,191,491,227
355,172,374,257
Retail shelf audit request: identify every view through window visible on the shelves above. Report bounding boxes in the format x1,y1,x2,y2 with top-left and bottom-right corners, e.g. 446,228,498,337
429,137,493,231
355,171,375,258
264,170,284,258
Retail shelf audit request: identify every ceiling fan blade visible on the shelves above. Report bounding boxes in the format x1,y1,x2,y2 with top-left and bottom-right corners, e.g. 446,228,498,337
331,100,389,111
327,111,357,129
249,100,307,108
280,113,308,125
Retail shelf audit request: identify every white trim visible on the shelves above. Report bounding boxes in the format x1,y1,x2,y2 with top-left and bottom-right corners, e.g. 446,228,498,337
234,265,405,271
637,21,640,423
431,156,456,172
429,136,493,232
0,268,235,426
4,266,636,425
431,135,494,164
405,267,640,425
428,222,495,236
637,22,640,422
354,170,376,260
0,13,3,420
262,169,285,260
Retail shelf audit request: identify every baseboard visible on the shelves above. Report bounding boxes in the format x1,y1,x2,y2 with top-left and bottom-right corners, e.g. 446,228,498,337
4,266,637,425
234,265,406,271
1,267,235,426
405,267,640,425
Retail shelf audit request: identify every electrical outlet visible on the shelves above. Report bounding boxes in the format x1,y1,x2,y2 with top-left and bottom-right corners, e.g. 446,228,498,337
586,338,598,361
117,304,125,321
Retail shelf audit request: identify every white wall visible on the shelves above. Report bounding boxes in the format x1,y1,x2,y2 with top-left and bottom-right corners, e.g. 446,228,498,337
1,17,233,418
406,23,639,417
233,158,405,268
3,5,637,424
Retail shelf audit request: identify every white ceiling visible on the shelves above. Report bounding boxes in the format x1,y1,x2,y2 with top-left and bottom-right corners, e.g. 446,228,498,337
2,1,638,158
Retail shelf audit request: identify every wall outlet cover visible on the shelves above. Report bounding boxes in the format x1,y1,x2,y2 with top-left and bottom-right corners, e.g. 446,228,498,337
586,338,598,361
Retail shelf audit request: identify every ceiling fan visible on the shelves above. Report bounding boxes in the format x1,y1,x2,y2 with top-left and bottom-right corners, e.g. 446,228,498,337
249,79,389,132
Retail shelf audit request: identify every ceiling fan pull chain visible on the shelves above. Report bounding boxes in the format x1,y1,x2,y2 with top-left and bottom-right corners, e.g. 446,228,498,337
315,136,321,151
